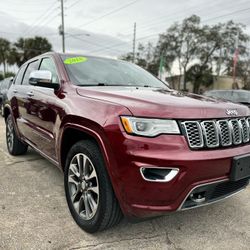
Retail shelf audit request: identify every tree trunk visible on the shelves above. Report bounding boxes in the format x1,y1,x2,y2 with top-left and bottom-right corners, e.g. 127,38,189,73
3,60,6,77
183,66,187,91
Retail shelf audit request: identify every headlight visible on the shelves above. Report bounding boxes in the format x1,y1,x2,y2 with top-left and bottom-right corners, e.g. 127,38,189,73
120,116,180,137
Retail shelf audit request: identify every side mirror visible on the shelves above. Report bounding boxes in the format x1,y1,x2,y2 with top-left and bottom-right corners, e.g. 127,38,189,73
29,70,60,90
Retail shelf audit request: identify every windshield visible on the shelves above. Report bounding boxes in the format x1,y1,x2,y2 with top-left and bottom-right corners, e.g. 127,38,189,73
61,55,169,89
205,90,250,104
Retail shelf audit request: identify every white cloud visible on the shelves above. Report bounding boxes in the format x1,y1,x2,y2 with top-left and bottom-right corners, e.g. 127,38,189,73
0,0,250,72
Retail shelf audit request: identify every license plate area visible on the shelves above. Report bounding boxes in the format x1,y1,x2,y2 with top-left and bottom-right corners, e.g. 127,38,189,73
230,154,250,181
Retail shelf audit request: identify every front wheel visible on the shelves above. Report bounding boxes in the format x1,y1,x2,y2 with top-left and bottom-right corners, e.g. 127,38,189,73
6,115,28,155
64,140,123,233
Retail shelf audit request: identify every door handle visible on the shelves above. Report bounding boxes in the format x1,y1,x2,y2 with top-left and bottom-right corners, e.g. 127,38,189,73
27,91,34,97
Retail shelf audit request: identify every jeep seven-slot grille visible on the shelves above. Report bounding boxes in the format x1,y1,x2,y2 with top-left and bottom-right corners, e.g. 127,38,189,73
182,117,250,149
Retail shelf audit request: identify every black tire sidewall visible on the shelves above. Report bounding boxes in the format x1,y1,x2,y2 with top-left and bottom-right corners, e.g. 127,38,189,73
6,115,27,155
64,140,111,233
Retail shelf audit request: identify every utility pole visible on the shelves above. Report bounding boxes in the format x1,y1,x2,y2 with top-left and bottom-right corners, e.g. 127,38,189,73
60,0,65,53
233,30,239,89
132,22,136,63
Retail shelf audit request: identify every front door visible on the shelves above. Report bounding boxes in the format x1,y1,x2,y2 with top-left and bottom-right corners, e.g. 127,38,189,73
26,57,62,161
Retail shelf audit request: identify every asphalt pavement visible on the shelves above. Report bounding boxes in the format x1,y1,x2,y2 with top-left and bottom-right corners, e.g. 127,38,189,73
0,117,249,250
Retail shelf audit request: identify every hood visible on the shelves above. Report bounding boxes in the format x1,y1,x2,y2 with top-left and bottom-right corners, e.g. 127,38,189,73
76,86,250,119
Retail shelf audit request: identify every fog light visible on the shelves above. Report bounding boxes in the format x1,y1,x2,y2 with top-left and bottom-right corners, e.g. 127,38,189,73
189,192,206,203
140,167,179,182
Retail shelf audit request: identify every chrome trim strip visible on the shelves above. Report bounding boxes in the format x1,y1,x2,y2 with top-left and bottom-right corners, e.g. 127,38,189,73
140,167,179,183
23,138,59,168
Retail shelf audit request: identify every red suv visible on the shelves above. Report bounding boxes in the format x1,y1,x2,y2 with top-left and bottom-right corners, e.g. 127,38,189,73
4,52,250,233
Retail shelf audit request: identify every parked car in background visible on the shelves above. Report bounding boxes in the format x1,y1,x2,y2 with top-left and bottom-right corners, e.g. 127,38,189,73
0,77,13,116
204,89,250,108
4,52,250,233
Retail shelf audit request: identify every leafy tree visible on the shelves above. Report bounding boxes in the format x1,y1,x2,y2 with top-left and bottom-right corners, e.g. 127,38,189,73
186,64,213,93
120,42,158,75
0,38,11,76
0,72,15,81
155,15,202,90
13,36,52,67
155,16,249,93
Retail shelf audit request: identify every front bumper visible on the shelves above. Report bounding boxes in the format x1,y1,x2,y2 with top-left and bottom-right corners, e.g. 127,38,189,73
106,131,250,218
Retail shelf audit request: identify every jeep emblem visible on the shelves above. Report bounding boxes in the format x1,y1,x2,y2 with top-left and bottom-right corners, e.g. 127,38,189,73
226,109,238,116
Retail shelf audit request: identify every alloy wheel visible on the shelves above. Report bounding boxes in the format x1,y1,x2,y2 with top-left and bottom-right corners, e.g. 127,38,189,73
6,118,14,152
68,153,99,220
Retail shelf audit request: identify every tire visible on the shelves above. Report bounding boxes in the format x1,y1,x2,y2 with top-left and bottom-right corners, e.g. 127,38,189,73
64,140,123,233
0,103,4,117
6,115,28,155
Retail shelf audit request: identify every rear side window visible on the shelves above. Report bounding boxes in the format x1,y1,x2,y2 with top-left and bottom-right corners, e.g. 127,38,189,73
22,60,39,85
14,65,27,85
39,57,59,84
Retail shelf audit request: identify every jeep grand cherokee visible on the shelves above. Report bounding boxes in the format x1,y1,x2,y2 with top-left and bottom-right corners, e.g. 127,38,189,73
4,52,250,233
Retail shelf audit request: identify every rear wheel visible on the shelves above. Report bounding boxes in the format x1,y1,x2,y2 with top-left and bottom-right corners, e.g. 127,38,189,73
64,140,123,233
0,103,4,117
6,115,28,155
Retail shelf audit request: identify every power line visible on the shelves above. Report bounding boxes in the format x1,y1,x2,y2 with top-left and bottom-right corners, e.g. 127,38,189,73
23,1,58,35
29,12,60,35
89,5,250,55
118,2,250,40
202,7,250,23
71,1,249,56
77,0,142,28
65,32,126,53
65,0,83,10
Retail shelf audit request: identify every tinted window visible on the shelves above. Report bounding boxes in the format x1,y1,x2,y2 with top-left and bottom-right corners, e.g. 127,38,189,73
39,58,59,83
14,65,27,85
61,55,168,89
22,60,39,85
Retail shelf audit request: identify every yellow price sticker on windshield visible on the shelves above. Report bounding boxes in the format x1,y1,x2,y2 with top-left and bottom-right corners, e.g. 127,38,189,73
64,57,88,64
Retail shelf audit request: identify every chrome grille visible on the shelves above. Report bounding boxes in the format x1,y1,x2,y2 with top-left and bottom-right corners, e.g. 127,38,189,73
217,120,232,146
201,121,219,148
230,119,242,145
240,119,249,143
182,121,203,148
182,117,250,149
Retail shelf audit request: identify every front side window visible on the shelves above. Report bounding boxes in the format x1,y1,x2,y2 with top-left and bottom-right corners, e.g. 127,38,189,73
22,60,39,85
39,57,59,84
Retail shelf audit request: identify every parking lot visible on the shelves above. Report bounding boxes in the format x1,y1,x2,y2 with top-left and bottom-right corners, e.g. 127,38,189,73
0,117,249,250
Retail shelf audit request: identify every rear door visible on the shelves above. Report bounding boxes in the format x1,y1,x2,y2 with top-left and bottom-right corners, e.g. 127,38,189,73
14,60,40,142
